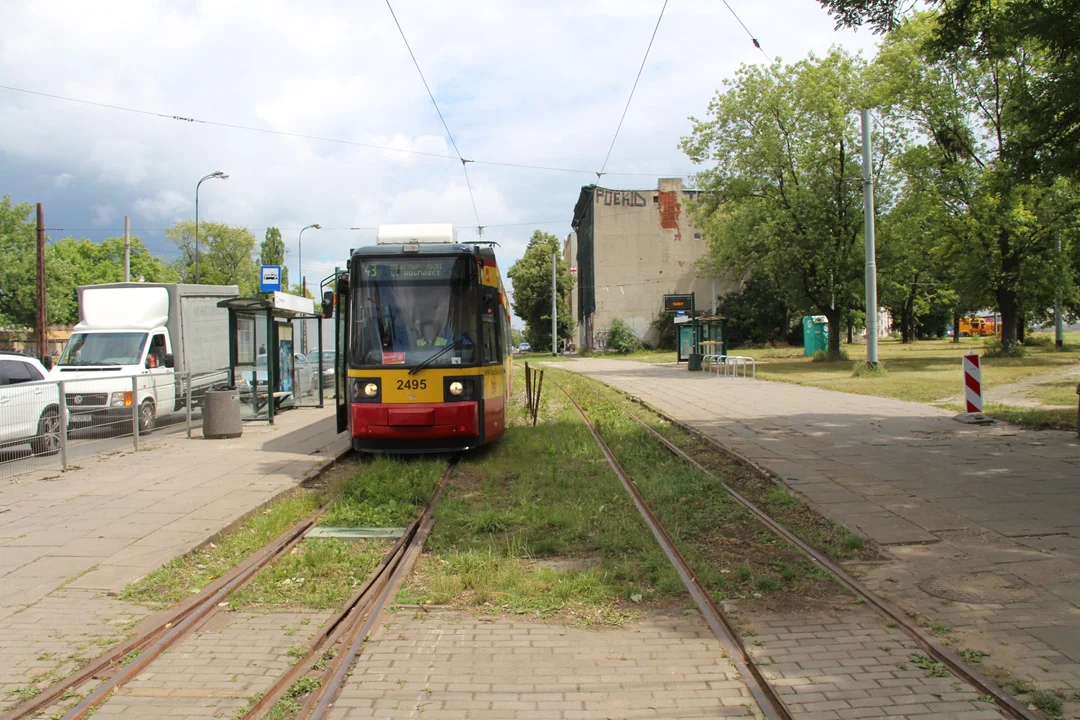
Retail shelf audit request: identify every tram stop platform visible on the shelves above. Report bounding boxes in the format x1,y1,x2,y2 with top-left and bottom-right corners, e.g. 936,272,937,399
0,405,347,704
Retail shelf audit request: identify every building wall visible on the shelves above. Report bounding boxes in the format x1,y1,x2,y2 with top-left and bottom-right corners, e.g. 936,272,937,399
587,178,736,347
563,232,577,331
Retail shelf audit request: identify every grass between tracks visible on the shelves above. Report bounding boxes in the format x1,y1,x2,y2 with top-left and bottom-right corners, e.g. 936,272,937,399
405,364,855,623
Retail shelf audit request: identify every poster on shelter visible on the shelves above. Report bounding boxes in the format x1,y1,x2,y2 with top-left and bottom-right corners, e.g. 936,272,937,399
678,327,693,362
279,340,294,393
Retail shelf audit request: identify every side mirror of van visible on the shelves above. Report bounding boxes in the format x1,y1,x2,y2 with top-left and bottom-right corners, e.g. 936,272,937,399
164,353,175,369
322,290,335,319
42,355,53,370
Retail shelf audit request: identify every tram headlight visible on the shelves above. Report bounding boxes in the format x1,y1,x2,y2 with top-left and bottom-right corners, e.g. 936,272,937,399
448,381,464,396
349,378,380,402
364,383,378,397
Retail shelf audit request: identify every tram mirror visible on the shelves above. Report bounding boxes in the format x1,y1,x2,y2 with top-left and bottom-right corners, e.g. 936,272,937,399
321,290,335,319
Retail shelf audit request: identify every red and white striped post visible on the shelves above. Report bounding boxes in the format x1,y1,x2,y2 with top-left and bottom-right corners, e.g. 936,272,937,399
962,351,986,421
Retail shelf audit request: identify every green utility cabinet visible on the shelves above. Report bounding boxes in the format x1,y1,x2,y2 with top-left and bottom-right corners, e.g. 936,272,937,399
802,316,829,356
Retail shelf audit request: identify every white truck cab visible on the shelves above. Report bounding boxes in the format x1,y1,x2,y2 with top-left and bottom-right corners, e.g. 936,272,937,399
52,283,237,432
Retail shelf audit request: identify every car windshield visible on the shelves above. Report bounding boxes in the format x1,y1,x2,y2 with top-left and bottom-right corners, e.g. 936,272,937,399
351,256,479,368
58,332,147,366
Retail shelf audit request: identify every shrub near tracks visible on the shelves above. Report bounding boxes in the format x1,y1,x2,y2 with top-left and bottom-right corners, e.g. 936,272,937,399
551,370,869,609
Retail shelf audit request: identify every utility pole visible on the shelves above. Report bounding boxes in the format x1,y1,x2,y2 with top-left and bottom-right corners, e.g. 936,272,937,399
711,279,717,315
36,204,47,361
124,216,131,282
860,110,879,366
1055,234,1064,349
551,250,558,356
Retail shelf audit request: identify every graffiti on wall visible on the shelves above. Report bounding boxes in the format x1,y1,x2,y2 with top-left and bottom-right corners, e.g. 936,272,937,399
593,331,610,350
595,190,648,208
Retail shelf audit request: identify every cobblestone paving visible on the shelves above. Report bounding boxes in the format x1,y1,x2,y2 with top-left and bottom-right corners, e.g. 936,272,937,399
735,605,1005,720
88,610,325,718
562,358,1080,712
327,608,758,720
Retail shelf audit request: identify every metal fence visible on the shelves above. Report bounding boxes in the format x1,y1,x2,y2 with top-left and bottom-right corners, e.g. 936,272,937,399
703,354,757,378
0,369,226,481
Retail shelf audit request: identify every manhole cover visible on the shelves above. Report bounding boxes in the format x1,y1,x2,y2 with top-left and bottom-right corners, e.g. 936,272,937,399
918,572,1039,604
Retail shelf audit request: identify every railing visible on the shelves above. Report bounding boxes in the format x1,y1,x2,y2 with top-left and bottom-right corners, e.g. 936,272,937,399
0,368,227,481
702,354,757,379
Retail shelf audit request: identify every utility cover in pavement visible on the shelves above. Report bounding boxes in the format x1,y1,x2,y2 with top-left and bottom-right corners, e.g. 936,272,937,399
918,572,1039,604
307,527,407,540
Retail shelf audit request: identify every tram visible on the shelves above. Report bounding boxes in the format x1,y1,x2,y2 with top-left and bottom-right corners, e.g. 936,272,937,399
328,224,512,453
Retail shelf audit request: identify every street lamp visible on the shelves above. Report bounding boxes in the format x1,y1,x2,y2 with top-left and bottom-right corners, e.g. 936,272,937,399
195,171,229,284
298,223,321,296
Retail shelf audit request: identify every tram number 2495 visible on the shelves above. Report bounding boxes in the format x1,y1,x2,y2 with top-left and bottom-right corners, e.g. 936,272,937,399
396,379,427,390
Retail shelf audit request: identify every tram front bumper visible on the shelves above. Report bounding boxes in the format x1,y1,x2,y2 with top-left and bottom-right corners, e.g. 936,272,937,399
351,401,480,452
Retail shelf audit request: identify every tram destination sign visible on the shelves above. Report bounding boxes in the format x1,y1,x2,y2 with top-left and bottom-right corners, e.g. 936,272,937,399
363,259,455,280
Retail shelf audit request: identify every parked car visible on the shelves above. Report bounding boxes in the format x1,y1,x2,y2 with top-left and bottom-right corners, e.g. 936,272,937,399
305,350,336,388
0,352,62,456
518,342,531,353
237,353,317,404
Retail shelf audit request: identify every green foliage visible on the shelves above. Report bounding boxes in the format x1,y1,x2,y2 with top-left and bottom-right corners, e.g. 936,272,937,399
983,336,1027,359
166,219,258,295
606,317,642,354
649,312,678,351
715,273,792,348
1030,690,1064,718
506,230,575,352
258,227,289,293
812,349,850,363
682,49,898,358
909,652,950,678
851,361,888,378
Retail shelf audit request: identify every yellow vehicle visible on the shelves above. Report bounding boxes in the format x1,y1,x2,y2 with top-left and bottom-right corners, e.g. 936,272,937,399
959,315,1000,338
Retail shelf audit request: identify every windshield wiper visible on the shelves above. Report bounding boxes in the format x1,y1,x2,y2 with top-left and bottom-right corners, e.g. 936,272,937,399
409,341,459,375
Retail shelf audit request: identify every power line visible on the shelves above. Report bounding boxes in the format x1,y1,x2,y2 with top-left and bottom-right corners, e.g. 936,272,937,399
0,84,695,179
719,0,771,61
383,0,481,233
597,0,669,179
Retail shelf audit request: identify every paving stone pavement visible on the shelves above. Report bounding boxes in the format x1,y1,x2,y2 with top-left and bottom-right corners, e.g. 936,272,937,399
560,358,1080,706
0,406,347,709
327,608,758,720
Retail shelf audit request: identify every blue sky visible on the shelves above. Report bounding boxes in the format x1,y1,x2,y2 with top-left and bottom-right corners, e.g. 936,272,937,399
0,0,879,327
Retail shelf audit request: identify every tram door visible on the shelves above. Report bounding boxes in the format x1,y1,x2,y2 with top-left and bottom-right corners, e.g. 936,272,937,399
334,273,350,434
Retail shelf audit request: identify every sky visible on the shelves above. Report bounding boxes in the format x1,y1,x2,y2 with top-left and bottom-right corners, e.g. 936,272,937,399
0,0,881,328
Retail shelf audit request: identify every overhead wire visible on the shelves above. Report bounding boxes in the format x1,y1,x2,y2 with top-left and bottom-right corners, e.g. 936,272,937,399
597,0,669,180
719,0,771,62
383,0,481,234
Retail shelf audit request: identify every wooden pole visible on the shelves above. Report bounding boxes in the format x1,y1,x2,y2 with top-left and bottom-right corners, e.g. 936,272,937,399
36,203,47,361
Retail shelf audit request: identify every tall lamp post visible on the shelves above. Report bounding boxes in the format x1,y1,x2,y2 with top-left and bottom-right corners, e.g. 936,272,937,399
298,223,321,355
298,223,321,296
195,170,229,284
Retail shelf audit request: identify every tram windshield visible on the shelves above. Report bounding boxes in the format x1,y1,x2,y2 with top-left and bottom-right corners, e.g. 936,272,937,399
351,255,479,368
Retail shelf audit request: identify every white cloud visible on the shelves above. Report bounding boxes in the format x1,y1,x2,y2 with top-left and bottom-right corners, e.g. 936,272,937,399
0,0,880,323
92,204,115,225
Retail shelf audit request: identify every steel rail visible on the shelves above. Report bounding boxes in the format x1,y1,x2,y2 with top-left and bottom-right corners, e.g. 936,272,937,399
56,500,334,720
300,459,455,720
1,499,336,720
625,410,1043,720
554,383,793,720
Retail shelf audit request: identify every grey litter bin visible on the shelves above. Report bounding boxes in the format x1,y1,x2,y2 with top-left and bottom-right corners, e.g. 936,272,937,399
203,387,243,439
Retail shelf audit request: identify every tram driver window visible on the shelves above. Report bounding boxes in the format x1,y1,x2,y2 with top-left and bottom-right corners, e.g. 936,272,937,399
481,287,501,365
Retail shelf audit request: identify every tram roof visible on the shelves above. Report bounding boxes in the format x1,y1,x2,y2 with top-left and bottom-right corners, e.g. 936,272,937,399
349,243,497,261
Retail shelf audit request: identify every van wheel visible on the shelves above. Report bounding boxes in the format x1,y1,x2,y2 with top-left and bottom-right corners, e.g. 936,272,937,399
32,407,62,456
139,400,156,434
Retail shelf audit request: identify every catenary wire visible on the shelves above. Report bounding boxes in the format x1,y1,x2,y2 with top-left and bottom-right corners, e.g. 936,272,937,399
719,0,771,61
383,0,480,231
597,0,669,179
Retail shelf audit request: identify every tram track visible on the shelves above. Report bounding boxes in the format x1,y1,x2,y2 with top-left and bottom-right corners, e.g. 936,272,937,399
554,376,1044,720
2,458,456,720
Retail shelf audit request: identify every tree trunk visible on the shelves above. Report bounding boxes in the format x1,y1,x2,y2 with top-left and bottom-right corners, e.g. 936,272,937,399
997,289,1019,348
1016,312,1026,344
847,322,854,344
825,307,843,358
952,312,960,343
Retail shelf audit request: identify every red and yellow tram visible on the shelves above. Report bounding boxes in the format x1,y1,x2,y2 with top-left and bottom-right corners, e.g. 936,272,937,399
330,224,512,453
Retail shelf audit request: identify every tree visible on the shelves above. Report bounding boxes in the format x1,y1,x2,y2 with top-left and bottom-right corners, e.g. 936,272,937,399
510,328,524,347
715,273,792,348
47,237,178,325
0,196,41,329
816,0,1080,180
166,220,258,295
258,227,289,293
506,230,575,352
873,12,1079,348
682,49,897,358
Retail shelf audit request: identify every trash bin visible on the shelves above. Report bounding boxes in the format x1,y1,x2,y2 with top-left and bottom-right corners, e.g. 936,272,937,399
688,353,703,372
203,386,243,439
802,316,830,357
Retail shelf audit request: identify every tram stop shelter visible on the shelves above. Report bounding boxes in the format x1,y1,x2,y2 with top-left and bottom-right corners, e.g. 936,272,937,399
696,315,727,363
217,291,327,423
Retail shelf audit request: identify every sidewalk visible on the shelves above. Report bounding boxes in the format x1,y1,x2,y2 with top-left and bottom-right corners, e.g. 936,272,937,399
0,406,347,706
561,358,1080,692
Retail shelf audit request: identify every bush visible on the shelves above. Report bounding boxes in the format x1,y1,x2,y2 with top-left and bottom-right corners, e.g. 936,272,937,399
811,349,849,363
606,317,642,354
983,337,1026,358
649,312,678,351
852,361,887,378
